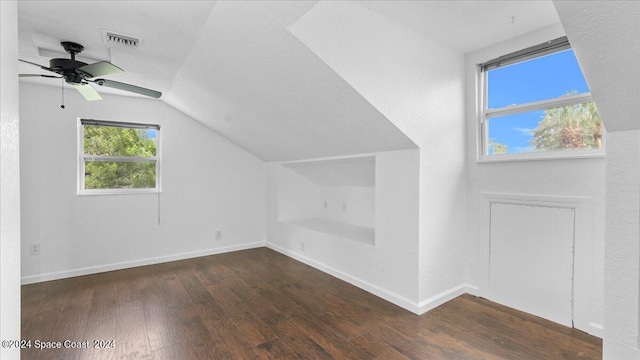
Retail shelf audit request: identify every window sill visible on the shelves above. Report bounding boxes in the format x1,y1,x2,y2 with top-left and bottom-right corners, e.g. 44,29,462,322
78,188,161,196
477,150,605,163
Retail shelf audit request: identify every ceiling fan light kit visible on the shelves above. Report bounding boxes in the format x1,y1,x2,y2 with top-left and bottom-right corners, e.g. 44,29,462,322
19,41,161,103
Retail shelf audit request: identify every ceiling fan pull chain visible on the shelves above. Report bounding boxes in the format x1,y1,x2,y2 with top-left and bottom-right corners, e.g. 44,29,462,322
61,79,65,109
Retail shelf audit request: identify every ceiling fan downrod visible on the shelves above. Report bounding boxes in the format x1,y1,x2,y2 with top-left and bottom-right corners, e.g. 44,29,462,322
60,41,84,61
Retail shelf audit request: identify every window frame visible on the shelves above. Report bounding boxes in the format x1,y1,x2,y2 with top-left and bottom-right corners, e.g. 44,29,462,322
77,118,162,195
477,38,605,162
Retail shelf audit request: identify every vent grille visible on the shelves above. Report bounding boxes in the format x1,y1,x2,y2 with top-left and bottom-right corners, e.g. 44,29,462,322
102,30,142,49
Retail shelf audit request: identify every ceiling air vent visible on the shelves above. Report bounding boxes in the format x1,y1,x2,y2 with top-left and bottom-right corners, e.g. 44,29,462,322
102,30,142,49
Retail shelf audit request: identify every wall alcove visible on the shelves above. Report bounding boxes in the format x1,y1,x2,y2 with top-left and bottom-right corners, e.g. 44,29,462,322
277,155,375,245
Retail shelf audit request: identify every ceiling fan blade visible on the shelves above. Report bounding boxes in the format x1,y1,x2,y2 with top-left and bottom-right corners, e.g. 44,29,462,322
92,79,162,99
19,74,61,78
18,59,49,70
74,83,102,101
19,59,54,72
77,61,123,78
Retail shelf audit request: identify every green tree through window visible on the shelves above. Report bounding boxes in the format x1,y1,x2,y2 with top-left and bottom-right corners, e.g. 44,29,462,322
82,122,158,190
489,139,508,155
531,100,602,152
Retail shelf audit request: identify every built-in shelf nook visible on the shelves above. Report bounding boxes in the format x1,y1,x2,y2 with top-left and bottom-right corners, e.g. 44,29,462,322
277,155,375,245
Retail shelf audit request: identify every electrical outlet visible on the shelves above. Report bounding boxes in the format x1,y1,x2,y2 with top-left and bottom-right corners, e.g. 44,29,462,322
30,243,40,256
323,200,327,209
215,230,222,240
342,202,347,211
301,241,305,251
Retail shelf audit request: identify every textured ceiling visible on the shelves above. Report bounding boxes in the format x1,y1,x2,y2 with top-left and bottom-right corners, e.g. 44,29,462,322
357,1,560,54
17,1,562,161
553,1,640,133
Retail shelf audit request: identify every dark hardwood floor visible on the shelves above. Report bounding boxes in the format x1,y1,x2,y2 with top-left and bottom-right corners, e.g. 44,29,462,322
21,247,602,359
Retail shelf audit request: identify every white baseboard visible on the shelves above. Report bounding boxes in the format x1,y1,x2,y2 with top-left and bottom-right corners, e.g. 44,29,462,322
417,283,480,314
267,242,475,315
21,242,265,285
465,284,481,296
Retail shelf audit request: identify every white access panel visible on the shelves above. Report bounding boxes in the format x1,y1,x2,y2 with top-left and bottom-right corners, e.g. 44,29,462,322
489,203,574,327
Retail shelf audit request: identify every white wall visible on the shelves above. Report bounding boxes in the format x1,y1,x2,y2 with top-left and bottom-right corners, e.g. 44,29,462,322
317,186,374,228
603,130,640,358
289,1,467,311
266,149,421,310
552,1,640,356
277,165,319,222
20,82,266,283
0,1,22,358
464,24,606,336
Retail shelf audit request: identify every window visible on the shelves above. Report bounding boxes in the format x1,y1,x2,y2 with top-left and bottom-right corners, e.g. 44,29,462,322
478,37,603,160
78,119,160,194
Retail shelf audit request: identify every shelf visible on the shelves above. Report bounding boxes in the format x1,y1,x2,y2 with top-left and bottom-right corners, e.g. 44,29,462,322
282,218,375,245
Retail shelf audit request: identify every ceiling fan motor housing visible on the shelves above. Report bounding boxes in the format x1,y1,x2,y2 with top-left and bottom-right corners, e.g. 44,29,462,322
51,41,89,84
48,58,88,84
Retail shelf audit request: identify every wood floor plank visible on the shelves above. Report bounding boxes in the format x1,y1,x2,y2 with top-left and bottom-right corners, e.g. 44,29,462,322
176,269,228,322
21,280,71,347
114,341,157,360
117,297,153,358
203,317,259,359
253,338,299,360
31,281,94,360
262,315,334,359
226,274,282,319
350,332,412,359
286,310,371,359
152,335,218,360
272,274,371,340
112,267,159,359
204,277,278,347
75,273,119,360
21,248,602,360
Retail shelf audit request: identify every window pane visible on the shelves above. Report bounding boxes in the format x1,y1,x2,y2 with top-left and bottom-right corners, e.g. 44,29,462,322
84,125,157,157
487,49,590,109
84,161,156,189
488,102,602,155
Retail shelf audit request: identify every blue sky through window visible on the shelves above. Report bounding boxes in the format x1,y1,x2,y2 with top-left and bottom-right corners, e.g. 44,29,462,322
487,49,590,154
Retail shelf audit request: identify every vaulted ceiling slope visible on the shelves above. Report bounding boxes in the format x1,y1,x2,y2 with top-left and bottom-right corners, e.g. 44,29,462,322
18,1,562,162
553,1,640,133
17,1,416,162
161,1,416,161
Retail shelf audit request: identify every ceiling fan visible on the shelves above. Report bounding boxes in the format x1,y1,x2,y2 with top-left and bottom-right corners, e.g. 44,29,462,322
19,41,162,101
